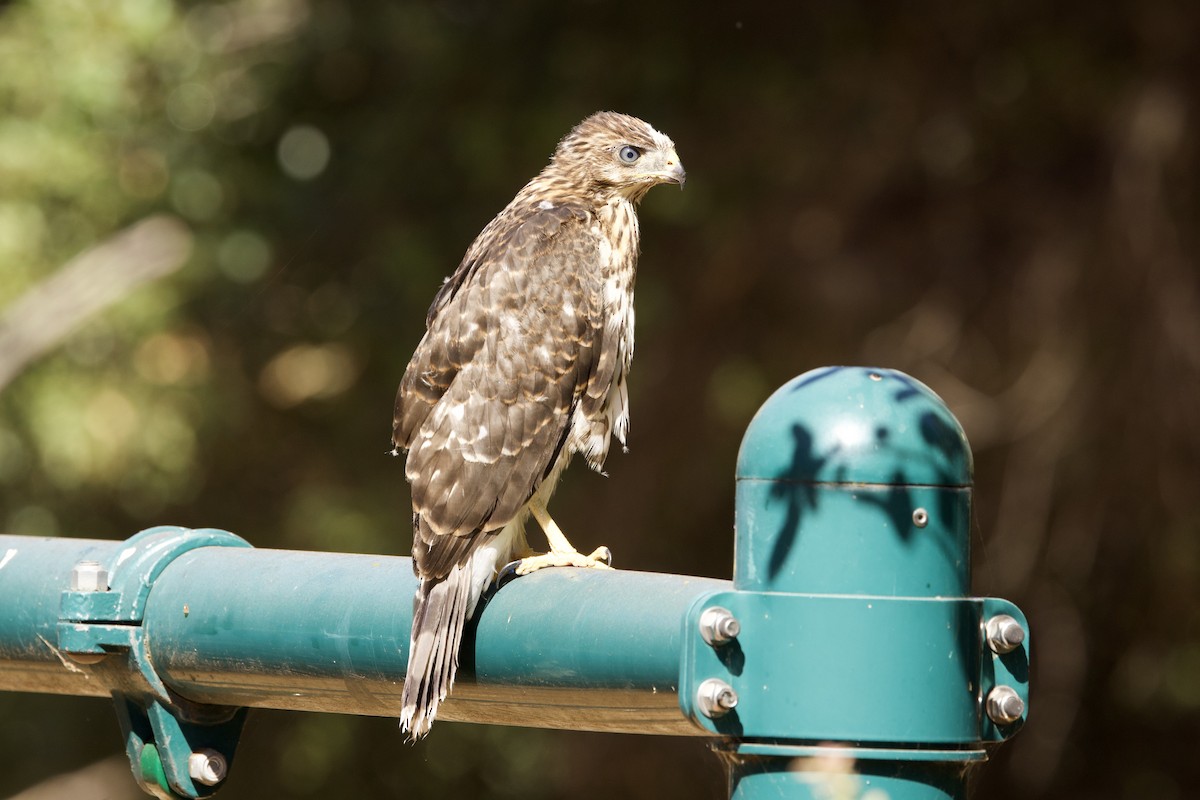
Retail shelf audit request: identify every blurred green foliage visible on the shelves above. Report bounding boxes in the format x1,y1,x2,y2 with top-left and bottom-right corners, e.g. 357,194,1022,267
2,0,1199,798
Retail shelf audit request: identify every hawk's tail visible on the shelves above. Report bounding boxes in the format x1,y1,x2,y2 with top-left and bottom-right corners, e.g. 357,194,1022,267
400,563,473,740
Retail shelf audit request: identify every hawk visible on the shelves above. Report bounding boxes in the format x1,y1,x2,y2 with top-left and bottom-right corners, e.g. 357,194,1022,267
392,111,684,738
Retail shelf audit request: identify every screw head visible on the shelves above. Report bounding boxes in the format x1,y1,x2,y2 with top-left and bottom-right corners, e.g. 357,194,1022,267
70,560,108,592
698,606,741,647
986,685,1025,725
696,678,738,719
912,508,929,528
188,749,227,786
985,614,1026,654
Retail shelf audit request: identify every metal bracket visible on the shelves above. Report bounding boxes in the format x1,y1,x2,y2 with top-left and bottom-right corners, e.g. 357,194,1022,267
980,597,1031,741
57,526,253,798
680,590,1030,755
115,694,248,799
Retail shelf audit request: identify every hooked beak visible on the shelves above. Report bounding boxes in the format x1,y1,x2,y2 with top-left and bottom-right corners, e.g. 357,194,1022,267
651,145,685,188
662,158,686,188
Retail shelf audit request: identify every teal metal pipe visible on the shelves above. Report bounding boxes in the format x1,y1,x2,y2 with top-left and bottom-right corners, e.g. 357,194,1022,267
0,536,124,696
0,533,726,735
726,755,972,800
0,366,1029,800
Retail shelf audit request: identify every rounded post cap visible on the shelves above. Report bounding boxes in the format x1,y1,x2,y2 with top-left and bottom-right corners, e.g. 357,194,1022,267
737,367,972,487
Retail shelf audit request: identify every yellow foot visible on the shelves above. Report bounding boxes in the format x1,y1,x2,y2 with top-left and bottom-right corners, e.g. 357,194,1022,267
514,546,613,576
516,494,612,575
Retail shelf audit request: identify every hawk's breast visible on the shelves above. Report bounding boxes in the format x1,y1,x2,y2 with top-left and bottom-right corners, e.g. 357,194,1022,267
566,201,639,471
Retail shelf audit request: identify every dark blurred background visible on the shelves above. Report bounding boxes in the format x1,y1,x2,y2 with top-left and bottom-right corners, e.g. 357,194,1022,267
1,1,1197,798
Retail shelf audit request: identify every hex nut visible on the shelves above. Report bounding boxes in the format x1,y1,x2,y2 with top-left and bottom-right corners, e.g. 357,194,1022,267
188,749,227,786
70,561,108,593
698,606,741,647
696,678,738,719
985,614,1026,654
986,685,1025,725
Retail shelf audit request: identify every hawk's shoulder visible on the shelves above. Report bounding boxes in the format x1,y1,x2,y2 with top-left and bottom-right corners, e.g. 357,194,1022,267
426,201,593,328
393,200,602,456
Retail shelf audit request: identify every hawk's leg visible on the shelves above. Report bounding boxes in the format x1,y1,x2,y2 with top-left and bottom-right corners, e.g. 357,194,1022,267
514,495,612,575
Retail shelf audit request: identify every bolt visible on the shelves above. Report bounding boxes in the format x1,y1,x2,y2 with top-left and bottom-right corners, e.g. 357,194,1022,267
912,508,929,528
188,749,227,786
696,678,738,719
70,560,108,592
985,614,1026,654
986,685,1025,725
698,606,741,647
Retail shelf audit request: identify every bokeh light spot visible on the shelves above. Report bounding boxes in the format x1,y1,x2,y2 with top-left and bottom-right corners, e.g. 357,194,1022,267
166,82,216,131
259,343,360,407
218,230,273,282
170,169,224,221
119,148,170,199
135,332,212,385
277,124,331,180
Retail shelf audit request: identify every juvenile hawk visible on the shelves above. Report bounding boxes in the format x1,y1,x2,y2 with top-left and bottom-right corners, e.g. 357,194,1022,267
392,111,684,738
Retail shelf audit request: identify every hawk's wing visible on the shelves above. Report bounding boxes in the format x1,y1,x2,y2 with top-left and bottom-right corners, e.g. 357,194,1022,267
393,203,607,577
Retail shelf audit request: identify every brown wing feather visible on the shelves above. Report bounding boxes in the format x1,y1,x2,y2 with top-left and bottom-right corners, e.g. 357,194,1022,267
423,202,523,328
394,203,603,572
580,297,618,419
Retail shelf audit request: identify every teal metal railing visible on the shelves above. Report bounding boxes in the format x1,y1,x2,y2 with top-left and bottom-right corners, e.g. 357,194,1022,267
0,367,1030,799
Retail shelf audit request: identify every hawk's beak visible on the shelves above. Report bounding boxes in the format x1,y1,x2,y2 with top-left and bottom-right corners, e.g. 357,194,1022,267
660,156,686,188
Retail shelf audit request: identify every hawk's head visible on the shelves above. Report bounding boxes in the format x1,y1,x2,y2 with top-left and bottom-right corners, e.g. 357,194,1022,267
552,111,685,202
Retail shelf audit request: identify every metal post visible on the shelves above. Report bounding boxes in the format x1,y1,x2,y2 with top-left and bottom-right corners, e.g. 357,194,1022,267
678,367,1030,799
0,533,724,722
0,367,1029,800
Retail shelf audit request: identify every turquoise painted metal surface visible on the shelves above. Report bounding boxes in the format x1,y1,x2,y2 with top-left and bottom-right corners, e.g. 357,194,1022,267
0,533,727,736
141,547,415,694
474,568,725,687
59,526,252,625
55,527,251,799
734,367,972,596
0,536,118,660
680,366,1030,800
736,366,973,487
1,532,727,795
0,365,1031,800
981,597,1031,742
681,592,983,743
141,547,723,694
726,756,970,800
115,694,247,800
734,481,971,596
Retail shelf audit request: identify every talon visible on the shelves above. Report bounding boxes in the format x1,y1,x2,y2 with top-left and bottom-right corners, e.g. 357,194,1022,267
496,560,524,588
512,548,613,576
588,546,613,567
518,495,612,574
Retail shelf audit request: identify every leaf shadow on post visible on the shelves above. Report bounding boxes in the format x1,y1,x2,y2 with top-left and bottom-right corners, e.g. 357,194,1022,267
761,374,978,690
767,423,827,581
766,381,972,585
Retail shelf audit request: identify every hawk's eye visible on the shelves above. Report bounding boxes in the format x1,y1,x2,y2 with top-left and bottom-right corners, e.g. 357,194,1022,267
618,145,641,164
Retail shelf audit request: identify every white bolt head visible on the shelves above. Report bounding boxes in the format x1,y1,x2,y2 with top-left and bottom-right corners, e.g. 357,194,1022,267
188,750,227,786
70,561,108,592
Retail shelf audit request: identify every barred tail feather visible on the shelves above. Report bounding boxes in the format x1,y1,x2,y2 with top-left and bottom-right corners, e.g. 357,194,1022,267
400,564,473,740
